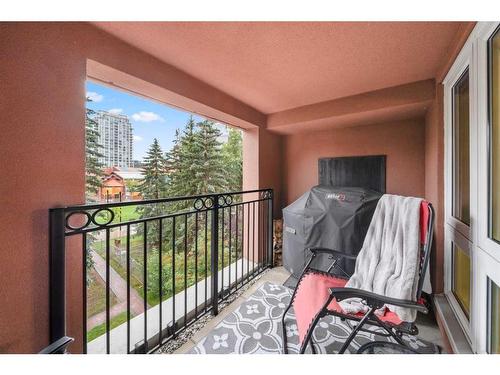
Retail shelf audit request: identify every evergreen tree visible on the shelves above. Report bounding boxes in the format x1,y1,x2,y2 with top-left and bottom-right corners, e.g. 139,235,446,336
136,138,168,240
138,138,168,200
85,102,104,201
166,116,200,199
221,127,243,192
85,98,104,281
193,120,225,194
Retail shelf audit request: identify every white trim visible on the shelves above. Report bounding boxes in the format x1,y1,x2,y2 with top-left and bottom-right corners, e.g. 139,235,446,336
443,21,500,354
444,225,473,343
476,22,500,261
443,33,475,349
475,248,500,353
474,21,500,355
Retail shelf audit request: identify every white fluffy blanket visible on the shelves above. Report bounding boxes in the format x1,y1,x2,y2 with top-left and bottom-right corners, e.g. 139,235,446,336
339,194,423,322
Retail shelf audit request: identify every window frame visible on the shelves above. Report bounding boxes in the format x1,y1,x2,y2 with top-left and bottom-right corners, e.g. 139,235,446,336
445,21,500,354
477,22,500,262
443,31,477,349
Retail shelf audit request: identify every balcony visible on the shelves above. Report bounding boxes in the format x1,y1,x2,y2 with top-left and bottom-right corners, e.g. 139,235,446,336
3,21,489,356
50,189,274,354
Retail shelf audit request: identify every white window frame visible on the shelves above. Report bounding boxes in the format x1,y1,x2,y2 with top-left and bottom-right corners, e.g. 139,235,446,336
475,21,500,354
444,21,500,353
476,22,500,262
443,35,476,348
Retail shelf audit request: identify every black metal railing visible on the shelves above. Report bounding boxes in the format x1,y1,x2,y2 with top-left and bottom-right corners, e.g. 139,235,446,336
49,189,273,354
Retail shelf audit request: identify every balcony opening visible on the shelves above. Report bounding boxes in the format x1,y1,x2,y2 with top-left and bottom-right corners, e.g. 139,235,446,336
77,79,271,354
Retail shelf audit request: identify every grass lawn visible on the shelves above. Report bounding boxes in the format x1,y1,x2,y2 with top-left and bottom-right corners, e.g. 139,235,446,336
87,269,119,318
112,205,140,223
87,311,128,342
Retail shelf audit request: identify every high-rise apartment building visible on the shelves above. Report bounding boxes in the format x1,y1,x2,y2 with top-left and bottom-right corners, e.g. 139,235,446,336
95,110,133,168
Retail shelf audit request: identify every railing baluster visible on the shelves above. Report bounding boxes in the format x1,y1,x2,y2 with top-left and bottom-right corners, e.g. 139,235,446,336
259,200,263,272
184,214,188,327
82,233,87,354
246,203,250,281
49,208,66,347
204,210,208,313
268,190,274,267
158,218,163,346
228,205,232,295
126,224,131,354
172,217,176,336
143,221,148,352
105,227,110,354
263,199,267,269
210,195,219,315
252,201,256,276
241,204,244,287
49,189,273,354
194,212,198,318
235,205,239,290
221,206,225,296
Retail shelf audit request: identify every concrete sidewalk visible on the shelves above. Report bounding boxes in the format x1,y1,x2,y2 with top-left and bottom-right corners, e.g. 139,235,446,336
88,250,146,329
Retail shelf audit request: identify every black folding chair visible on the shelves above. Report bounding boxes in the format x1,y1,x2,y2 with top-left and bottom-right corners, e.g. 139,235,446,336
282,201,434,354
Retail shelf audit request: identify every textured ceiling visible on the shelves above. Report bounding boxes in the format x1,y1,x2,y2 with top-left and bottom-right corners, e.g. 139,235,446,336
93,22,465,114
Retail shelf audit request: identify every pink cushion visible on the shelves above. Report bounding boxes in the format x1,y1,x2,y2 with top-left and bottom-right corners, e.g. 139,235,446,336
293,202,430,345
293,273,403,344
420,201,430,244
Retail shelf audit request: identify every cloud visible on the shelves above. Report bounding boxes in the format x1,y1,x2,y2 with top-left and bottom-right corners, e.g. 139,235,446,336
132,111,165,123
133,135,143,142
86,91,104,102
108,108,123,115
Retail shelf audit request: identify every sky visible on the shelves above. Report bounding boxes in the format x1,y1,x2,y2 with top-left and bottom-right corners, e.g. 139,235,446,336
86,80,229,161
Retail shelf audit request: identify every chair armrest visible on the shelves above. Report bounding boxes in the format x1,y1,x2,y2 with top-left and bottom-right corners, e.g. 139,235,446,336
38,336,74,354
309,247,357,260
329,287,428,314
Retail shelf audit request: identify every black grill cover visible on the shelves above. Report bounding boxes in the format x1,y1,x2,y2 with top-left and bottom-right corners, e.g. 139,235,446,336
282,185,381,278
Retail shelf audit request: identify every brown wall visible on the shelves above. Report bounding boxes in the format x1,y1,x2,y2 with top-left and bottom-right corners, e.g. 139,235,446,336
0,24,86,354
0,22,272,354
282,119,426,205
243,127,283,216
424,84,446,293
0,21,474,354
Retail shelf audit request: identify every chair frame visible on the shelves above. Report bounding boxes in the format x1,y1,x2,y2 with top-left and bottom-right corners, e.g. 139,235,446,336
282,203,434,354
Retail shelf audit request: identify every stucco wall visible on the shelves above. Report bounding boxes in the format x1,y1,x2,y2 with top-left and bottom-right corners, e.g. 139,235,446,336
425,84,446,293
0,21,474,354
282,119,426,205
0,22,271,354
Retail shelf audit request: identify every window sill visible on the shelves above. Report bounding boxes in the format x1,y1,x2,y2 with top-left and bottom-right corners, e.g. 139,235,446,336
433,294,473,354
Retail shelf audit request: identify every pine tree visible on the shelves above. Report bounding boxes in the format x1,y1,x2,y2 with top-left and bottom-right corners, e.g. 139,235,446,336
221,127,243,192
193,120,225,194
85,99,104,281
138,138,168,200
166,116,200,199
136,138,168,240
85,103,104,201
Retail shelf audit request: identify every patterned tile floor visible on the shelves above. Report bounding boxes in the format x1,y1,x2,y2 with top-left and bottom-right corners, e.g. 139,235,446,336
173,267,444,354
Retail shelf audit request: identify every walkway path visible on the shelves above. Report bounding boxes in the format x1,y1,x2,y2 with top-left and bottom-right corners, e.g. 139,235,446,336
87,250,146,329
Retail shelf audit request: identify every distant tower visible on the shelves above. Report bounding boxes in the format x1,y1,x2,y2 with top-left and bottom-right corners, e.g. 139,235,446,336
95,111,133,167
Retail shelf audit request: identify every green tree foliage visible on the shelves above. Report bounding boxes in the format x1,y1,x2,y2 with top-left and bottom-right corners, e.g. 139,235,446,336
221,127,243,193
136,118,243,299
166,117,231,198
136,138,168,239
85,102,104,201
193,120,226,194
166,116,200,199
138,138,168,200
85,99,105,280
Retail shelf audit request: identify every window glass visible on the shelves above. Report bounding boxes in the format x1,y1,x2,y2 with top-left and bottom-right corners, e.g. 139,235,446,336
452,70,470,226
452,242,471,319
490,28,500,241
489,279,500,353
